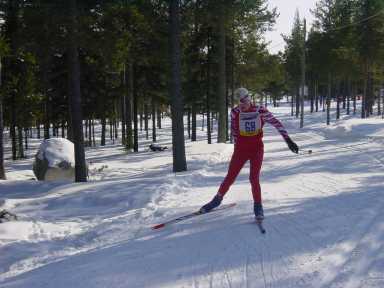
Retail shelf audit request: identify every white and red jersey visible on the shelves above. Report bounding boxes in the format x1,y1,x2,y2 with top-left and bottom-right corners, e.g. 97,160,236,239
231,104,289,146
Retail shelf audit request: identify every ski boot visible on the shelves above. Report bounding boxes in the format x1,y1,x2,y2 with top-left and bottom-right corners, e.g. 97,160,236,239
254,203,264,223
199,194,223,213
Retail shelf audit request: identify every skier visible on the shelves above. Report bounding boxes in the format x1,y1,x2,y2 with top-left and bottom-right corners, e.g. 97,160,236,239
199,87,299,222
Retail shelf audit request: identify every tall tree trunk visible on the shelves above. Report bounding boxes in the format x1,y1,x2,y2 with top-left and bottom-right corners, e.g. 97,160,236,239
315,79,319,112
144,102,149,140
121,68,126,145
4,0,20,160
201,112,205,131
114,104,118,140
43,106,50,139
327,73,331,125
300,19,306,129
52,123,57,136
322,87,325,112
336,81,340,120
0,83,5,179
295,85,300,118
381,82,384,118
190,0,199,143
377,86,381,116
43,59,50,140
342,80,346,110
217,1,227,143
230,27,235,143
157,107,162,129
346,78,351,115
37,122,41,139
17,126,24,158
101,116,106,146
67,114,73,141
152,95,156,142
191,103,197,141
226,84,229,141
133,65,139,152
310,82,314,113
382,83,384,118
92,118,96,147
61,120,65,138
187,107,191,139
109,118,113,141
169,0,187,172
10,95,17,160
367,70,374,116
206,38,212,144
353,82,357,115
362,77,367,119
111,120,114,143
126,62,133,150
68,0,87,182
88,117,92,146
85,119,88,140
24,127,28,151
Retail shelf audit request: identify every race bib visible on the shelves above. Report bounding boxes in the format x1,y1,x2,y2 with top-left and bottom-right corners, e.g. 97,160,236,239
239,112,261,136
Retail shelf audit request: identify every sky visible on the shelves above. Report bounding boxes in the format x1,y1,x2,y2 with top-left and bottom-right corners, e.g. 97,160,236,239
265,0,319,54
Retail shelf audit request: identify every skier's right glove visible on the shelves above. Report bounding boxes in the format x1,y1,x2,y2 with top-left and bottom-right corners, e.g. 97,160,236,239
285,137,299,154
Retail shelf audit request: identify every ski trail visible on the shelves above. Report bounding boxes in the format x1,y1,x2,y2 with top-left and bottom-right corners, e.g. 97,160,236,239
259,248,268,288
325,204,384,288
224,268,233,288
269,220,315,288
308,195,384,288
244,254,250,288
261,236,277,288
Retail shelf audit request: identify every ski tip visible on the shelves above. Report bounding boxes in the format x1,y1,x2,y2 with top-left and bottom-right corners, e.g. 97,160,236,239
256,221,266,234
152,223,165,230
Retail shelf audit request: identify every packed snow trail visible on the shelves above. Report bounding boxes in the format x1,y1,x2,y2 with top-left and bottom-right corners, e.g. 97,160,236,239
1,104,384,288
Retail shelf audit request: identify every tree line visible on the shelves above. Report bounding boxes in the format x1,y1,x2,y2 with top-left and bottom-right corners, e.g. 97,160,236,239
0,0,383,181
284,0,384,125
0,0,280,180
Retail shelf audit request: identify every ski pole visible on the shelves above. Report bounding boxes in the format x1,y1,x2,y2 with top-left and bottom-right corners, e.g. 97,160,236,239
298,140,372,156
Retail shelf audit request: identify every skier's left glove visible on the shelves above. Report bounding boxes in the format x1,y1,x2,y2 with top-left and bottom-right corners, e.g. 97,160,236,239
285,137,299,154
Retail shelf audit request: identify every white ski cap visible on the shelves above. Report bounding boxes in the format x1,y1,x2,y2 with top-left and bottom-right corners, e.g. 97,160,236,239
235,87,250,103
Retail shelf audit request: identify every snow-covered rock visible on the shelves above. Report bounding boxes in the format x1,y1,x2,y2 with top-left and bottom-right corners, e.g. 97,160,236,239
32,138,75,181
0,210,17,223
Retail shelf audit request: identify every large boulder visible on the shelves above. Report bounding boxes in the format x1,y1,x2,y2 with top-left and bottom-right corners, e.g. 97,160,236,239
33,138,76,181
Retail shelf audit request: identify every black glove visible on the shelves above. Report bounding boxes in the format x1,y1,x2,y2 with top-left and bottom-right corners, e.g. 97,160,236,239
285,137,299,154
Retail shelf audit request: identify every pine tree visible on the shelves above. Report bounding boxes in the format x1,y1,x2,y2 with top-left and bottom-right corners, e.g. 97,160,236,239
67,0,87,182
217,0,227,143
169,0,187,172
356,0,384,117
283,10,303,118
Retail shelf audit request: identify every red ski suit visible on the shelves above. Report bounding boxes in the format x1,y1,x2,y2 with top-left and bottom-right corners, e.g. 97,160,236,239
218,104,289,203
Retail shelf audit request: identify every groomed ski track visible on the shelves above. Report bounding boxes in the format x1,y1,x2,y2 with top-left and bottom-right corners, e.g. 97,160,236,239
1,104,383,288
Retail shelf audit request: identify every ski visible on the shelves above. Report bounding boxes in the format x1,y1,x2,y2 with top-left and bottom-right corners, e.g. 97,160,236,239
151,203,236,230
256,220,266,234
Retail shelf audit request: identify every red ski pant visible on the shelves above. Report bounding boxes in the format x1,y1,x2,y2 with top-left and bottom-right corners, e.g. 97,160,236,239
218,144,264,203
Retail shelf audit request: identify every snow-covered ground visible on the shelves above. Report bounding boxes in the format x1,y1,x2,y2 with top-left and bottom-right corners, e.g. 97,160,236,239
1,102,384,288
